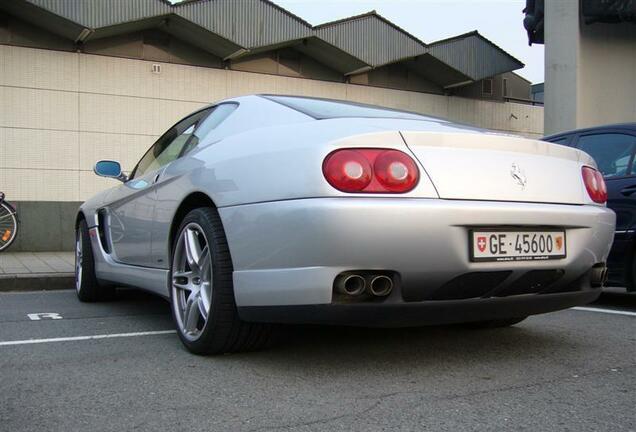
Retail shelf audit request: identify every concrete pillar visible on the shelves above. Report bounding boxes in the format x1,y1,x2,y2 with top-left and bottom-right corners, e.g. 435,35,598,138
544,0,636,135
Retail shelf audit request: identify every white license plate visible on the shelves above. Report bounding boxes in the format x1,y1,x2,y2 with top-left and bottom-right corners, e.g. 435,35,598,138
470,230,566,262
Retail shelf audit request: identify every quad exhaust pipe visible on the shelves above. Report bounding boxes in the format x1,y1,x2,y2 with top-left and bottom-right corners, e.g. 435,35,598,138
369,275,393,297
336,274,366,296
335,273,394,297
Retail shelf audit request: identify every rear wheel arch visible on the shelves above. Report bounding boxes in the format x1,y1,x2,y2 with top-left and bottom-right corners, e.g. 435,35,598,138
169,192,217,254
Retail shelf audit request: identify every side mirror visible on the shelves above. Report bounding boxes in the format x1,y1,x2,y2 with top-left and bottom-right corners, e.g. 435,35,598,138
94,160,127,182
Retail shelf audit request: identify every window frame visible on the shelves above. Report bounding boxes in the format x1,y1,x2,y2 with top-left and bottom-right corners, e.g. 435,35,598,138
129,106,214,180
179,102,240,156
572,130,636,180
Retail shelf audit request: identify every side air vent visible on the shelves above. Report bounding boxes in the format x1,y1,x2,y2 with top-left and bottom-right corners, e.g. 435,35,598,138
97,209,111,254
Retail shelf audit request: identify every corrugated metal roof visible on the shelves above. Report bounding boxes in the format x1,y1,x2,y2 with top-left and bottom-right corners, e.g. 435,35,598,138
315,11,426,67
176,0,312,48
10,0,525,83
25,0,172,28
428,31,525,81
24,0,312,48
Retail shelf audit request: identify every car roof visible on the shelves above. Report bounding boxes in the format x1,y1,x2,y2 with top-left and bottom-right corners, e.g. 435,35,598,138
544,122,636,140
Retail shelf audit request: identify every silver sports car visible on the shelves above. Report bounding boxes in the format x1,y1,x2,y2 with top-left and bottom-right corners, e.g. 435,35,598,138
76,95,615,354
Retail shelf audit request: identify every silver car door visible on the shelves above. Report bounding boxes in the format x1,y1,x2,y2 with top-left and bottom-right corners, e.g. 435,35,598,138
103,167,163,267
105,108,212,267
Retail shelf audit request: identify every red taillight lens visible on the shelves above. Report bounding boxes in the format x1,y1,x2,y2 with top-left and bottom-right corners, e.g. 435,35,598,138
582,166,607,204
321,149,372,192
323,148,419,193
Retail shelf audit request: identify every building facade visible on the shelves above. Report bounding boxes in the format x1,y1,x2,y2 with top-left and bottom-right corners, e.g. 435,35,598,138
0,0,543,251
527,0,636,134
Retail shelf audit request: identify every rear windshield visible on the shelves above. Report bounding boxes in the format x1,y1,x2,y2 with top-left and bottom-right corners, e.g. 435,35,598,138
264,95,444,122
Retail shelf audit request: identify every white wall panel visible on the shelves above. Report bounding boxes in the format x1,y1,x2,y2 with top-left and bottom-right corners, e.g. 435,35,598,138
0,86,78,131
80,55,228,103
0,128,79,169
226,70,278,97
0,168,79,201
0,45,543,202
79,93,206,136
0,45,78,92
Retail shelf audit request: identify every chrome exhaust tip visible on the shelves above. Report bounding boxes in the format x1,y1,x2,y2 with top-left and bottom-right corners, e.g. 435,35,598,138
369,275,393,297
336,274,366,296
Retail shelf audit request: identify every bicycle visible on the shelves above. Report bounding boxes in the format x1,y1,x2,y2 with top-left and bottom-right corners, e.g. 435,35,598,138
0,192,19,252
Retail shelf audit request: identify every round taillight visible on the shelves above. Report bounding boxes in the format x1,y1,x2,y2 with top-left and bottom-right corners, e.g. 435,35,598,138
582,166,607,204
322,149,372,192
373,150,419,192
322,148,420,193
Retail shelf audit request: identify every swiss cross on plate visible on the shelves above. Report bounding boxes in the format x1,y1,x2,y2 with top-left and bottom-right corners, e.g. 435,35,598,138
477,236,487,252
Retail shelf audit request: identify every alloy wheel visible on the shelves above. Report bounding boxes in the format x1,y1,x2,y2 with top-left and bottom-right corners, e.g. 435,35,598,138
75,231,82,292
171,223,213,341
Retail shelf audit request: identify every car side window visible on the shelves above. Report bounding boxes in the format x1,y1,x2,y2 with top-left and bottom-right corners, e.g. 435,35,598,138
576,133,636,178
180,103,239,155
131,109,212,179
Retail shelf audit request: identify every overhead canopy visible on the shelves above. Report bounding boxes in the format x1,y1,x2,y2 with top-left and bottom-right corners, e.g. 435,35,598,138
428,31,525,82
315,12,524,86
2,0,526,88
230,36,371,75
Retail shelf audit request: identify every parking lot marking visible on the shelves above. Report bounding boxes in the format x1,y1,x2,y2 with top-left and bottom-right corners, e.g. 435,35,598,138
0,330,176,347
572,307,636,317
27,313,63,320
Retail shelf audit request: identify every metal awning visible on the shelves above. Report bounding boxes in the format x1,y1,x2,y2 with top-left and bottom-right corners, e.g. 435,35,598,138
428,31,525,81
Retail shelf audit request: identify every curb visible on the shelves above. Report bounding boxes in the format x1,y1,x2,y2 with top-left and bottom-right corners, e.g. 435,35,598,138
0,273,74,292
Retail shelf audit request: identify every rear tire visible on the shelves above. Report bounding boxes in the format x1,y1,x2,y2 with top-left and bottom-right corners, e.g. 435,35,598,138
169,207,274,355
75,219,114,302
463,317,527,329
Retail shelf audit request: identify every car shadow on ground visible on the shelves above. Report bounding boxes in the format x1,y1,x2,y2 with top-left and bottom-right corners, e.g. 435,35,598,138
594,287,636,309
110,287,633,370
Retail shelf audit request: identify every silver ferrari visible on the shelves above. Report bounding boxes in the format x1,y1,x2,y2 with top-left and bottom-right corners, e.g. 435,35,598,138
76,95,615,354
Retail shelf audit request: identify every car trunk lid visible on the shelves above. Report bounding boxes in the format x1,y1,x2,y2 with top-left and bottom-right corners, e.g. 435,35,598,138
401,131,592,205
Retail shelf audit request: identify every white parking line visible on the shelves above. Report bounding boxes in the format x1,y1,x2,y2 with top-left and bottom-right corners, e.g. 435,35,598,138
572,307,636,317
0,330,176,347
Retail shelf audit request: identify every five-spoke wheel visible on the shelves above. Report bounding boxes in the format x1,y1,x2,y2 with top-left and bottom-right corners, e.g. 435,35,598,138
171,223,213,341
169,207,274,354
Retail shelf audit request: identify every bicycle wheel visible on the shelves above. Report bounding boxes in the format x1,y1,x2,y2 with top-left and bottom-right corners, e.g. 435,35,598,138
0,202,18,252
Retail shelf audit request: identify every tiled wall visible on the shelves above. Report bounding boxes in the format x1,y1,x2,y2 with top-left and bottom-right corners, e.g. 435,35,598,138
0,44,544,202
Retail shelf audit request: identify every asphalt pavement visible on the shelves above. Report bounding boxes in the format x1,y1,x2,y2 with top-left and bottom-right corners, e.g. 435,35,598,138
0,288,634,432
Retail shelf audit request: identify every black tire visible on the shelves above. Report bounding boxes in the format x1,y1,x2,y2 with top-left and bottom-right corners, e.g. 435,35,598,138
463,317,527,329
75,219,114,302
169,207,274,355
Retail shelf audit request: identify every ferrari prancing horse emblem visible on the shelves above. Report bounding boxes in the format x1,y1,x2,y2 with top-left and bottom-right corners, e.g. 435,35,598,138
511,163,527,189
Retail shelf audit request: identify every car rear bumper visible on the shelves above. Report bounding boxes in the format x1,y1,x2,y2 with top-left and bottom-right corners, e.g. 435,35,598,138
239,288,601,327
219,198,614,323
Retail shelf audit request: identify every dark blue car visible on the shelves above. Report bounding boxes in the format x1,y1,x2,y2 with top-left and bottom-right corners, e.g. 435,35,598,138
544,123,636,291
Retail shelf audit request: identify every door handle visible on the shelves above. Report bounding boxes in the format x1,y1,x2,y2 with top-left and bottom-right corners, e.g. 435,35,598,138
153,173,161,184
620,185,636,196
